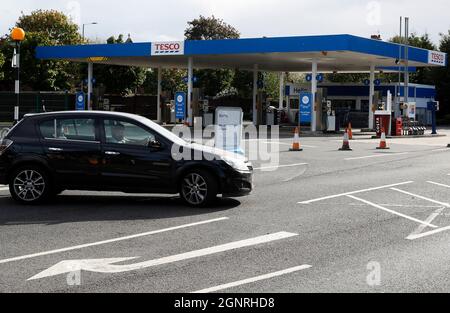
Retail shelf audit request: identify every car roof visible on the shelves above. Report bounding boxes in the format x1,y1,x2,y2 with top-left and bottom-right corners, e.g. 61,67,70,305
24,111,144,120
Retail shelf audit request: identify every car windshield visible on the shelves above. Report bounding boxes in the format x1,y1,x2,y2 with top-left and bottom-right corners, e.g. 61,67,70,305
133,115,188,146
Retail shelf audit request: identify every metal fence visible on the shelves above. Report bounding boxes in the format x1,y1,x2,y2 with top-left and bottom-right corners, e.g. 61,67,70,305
0,92,158,122
0,92,73,122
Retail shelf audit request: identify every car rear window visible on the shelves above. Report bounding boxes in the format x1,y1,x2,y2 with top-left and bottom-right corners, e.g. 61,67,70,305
39,118,97,142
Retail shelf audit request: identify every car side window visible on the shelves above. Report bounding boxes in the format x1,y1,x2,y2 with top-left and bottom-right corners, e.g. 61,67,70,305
39,118,96,142
104,119,155,146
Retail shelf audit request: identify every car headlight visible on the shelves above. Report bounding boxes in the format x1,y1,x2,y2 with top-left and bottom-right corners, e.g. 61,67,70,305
222,156,252,173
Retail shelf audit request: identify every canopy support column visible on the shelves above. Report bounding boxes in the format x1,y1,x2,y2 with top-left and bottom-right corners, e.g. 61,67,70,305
279,72,284,110
157,67,162,123
311,61,317,132
87,62,93,110
253,64,258,126
187,57,193,126
369,64,375,130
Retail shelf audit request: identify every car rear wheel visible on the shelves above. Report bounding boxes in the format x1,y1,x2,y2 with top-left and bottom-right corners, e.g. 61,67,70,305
9,166,51,205
180,170,218,207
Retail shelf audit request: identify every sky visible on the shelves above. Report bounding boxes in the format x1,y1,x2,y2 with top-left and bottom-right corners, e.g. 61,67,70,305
2,0,450,46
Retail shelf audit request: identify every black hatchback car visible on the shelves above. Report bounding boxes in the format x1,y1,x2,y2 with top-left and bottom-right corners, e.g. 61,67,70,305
0,111,253,207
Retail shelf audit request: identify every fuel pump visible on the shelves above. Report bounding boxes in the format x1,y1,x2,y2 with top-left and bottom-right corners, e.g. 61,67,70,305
321,99,336,132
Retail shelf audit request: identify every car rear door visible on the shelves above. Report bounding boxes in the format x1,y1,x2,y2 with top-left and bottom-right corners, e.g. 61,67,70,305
38,116,102,188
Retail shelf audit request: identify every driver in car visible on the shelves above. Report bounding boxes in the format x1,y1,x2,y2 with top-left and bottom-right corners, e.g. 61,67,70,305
110,122,131,144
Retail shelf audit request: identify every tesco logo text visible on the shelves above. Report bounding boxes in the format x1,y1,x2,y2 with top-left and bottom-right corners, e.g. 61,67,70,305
155,43,180,52
430,52,445,65
152,42,184,55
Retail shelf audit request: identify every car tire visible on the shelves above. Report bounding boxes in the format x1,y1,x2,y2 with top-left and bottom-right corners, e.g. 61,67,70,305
180,169,218,207
9,166,52,205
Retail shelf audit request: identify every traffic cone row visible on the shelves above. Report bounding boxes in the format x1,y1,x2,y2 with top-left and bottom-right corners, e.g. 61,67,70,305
290,127,303,152
339,129,353,151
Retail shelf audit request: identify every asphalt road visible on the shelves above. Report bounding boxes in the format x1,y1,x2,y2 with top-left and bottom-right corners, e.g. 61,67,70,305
1,130,450,293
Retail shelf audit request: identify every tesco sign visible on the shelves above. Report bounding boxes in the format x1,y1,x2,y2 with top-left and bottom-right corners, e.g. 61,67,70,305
151,41,185,56
428,51,446,66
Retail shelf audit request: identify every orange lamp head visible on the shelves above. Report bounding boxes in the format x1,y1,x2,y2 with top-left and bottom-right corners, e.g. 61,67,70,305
11,27,26,41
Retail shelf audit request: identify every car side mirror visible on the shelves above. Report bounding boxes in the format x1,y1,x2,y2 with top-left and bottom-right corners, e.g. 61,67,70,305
148,139,162,150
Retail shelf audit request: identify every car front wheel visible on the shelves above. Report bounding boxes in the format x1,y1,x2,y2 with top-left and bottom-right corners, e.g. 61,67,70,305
180,170,218,207
9,166,51,204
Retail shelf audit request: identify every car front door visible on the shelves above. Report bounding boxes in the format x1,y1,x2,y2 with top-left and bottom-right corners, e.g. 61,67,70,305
99,118,174,192
38,116,102,188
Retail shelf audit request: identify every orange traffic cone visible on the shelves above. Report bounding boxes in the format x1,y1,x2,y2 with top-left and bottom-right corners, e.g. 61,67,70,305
289,127,303,151
348,122,353,140
377,128,390,150
339,129,352,151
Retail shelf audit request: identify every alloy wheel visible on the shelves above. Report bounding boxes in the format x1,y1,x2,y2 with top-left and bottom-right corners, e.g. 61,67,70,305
13,170,46,202
181,173,208,205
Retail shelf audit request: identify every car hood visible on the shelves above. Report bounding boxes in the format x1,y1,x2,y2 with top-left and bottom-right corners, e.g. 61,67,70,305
187,142,247,162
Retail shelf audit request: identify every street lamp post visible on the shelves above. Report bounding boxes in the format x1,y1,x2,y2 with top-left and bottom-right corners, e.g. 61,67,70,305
11,27,25,124
82,22,98,41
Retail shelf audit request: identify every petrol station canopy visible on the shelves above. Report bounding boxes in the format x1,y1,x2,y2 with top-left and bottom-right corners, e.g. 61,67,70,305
36,34,447,72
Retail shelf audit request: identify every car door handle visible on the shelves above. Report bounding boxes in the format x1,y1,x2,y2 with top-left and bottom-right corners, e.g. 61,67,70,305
105,151,120,156
48,147,63,152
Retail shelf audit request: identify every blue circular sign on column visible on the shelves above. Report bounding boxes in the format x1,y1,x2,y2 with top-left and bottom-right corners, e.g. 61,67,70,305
175,91,186,120
183,76,198,84
363,79,370,86
316,74,324,82
305,74,312,82
75,91,85,111
374,79,381,86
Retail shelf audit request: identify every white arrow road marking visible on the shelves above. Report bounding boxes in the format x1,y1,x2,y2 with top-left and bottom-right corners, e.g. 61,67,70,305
0,217,229,265
347,195,438,228
28,232,298,281
192,265,312,293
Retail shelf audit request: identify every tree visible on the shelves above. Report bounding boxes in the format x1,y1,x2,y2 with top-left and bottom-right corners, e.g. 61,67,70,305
94,35,146,95
185,15,240,40
390,33,437,84
432,31,450,119
184,15,239,97
0,10,84,91
0,51,4,80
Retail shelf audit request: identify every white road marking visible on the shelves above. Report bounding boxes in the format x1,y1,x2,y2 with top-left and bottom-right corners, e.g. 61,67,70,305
262,142,317,148
254,163,308,171
28,232,298,280
192,264,312,293
298,181,414,204
426,181,450,189
348,203,442,209
0,186,9,192
391,188,450,208
431,148,450,152
0,217,229,265
406,226,450,240
345,152,409,161
407,207,445,240
347,195,438,228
